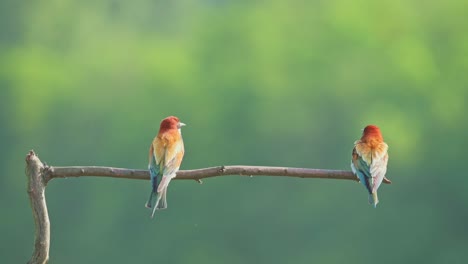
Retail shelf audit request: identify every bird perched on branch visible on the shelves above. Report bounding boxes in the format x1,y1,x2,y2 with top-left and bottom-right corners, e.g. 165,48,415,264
145,116,185,218
351,125,389,207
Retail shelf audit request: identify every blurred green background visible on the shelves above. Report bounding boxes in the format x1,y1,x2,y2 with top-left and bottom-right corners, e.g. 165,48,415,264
1,0,467,263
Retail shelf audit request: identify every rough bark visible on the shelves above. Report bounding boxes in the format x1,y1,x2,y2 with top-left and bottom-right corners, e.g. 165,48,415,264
26,151,50,264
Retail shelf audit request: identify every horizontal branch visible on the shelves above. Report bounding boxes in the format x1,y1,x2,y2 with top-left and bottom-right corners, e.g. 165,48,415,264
27,140,396,264
45,165,392,184
27,150,392,263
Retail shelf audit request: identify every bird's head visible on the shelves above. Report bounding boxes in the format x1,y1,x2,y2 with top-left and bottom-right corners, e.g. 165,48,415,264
160,116,186,132
361,125,383,142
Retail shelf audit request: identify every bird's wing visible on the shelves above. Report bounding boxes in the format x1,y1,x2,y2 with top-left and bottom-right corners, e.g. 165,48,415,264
162,134,184,176
153,137,166,168
155,133,184,193
352,144,373,195
148,149,159,176
370,143,389,192
148,138,165,192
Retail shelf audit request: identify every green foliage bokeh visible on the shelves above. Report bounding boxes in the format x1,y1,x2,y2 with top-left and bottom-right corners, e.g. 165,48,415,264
1,0,467,263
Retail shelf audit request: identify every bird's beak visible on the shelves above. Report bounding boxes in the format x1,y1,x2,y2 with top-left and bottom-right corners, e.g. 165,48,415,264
178,122,186,128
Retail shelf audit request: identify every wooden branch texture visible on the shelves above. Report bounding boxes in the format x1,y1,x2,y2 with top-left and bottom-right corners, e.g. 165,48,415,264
47,165,392,184
26,151,50,264
25,150,391,263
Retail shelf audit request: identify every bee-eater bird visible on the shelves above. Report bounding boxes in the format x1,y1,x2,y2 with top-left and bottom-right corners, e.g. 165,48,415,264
145,116,185,218
351,125,389,208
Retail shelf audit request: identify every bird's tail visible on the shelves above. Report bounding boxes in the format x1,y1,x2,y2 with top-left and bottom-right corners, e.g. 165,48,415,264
150,191,165,218
157,188,167,210
150,176,173,218
145,188,156,209
368,192,379,208
145,176,158,209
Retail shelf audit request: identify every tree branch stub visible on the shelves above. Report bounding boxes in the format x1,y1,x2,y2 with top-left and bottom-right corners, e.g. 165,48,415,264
26,151,50,264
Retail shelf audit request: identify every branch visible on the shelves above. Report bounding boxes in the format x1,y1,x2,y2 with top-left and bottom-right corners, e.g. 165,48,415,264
26,151,50,264
25,150,392,263
46,165,392,184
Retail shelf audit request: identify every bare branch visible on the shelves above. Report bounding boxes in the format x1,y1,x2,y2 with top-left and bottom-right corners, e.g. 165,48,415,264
26,151,50,264
26,151,392,263
47,165,391,184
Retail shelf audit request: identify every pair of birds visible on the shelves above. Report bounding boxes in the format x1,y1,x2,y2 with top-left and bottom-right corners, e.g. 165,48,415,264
145,116,389,218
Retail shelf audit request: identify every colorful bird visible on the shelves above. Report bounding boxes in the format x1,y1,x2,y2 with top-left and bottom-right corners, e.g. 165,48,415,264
351,125,389,207
145,116,185,218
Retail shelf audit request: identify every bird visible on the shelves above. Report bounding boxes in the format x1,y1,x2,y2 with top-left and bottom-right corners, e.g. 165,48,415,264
145,116,185,218
351,125,389,207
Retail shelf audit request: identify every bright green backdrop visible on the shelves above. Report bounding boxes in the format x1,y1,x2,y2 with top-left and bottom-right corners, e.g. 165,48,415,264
1,0,467,263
